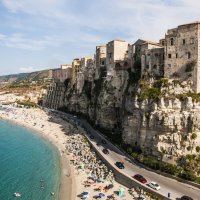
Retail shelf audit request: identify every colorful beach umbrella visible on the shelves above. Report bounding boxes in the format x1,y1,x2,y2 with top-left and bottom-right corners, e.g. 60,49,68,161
99,192,105,198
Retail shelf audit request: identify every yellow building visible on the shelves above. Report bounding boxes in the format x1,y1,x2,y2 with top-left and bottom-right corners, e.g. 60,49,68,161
80,56,93,70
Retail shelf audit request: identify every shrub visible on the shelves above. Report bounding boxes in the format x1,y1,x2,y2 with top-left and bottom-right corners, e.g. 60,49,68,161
154,78,169,88
17,101,37,108
178,170,196,181
139,87,161,101
126,147,133,154
196,146,200,153
186,154,196,161
187,146,192,151
172,79,181,85
191,133,197,140
185,92,200,102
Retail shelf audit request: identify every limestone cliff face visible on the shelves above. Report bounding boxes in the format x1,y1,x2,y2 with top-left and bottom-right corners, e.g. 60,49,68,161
62,74,200,158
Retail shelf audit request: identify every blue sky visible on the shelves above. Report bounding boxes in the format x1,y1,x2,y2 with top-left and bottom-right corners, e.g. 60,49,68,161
0,0,200,75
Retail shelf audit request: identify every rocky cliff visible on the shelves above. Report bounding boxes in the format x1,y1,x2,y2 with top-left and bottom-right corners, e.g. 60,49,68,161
62,70,200,160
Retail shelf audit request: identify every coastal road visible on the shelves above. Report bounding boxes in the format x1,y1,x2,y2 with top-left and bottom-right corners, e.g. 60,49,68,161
55,111,200,200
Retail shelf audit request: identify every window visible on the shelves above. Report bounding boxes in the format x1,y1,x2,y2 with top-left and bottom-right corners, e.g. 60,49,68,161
168,54,172,58
162,41,165,46
155,53,158,57
188,52,191,59
190,38,194,44
153,65,157,69
182,39,186,45
109,53,112,59
170,38,174,46
176,53,178,58
101,61,105,65
168,64,171,68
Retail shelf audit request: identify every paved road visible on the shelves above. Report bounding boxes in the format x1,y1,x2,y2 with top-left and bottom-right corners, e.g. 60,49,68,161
55,111,200,200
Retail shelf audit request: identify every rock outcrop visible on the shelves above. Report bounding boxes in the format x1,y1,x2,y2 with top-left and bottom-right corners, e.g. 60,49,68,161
62,72,200,159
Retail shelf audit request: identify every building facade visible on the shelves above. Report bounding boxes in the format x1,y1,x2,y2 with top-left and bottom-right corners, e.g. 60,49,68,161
141,42,164,78
52,65,72,83
106,39,129,76
84,58,95,81
43,82,65,109
164,22,200,92
95,45,107,79
72,58,81,84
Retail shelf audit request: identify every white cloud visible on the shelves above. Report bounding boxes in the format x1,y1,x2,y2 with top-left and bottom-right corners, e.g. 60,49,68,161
0,33,62,50
1,0,76,22
1,0,200,75
2,0,200,44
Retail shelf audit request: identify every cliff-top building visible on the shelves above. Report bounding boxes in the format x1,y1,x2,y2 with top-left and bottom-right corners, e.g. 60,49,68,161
141,41,164,78
80,56,93,71
72,58,81,84
106,39,129,76
164,21,200,92
52,65,72,83
95,45,106,79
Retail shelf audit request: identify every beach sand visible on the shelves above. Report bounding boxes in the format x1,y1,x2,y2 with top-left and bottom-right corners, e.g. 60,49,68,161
0,106,137,200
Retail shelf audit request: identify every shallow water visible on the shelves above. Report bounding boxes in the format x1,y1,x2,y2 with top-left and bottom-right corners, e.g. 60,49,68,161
0,120,60,200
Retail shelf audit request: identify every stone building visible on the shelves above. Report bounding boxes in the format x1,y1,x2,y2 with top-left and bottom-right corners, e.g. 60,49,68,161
80,56,93,71
43,64,72,108
61,64,72,69
95,45,107,79
72,58,81,84
52,65,72,83
43,82,65,109
84,58,95,81
133,39,147,62
106,39,129,77
141,41,164,78
164,21,200,92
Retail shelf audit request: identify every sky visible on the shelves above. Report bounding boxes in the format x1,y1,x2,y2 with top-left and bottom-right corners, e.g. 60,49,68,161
0,0,200,75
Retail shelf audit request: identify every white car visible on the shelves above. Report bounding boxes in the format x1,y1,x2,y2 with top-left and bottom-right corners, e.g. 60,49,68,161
148,181,161,190
138,194,147,200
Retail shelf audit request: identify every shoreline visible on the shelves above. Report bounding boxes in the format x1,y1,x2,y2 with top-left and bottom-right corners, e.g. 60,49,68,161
0,107,76,200
0,106,136,200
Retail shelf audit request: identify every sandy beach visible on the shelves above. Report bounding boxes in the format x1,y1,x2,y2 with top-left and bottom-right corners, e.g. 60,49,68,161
0,105,138,200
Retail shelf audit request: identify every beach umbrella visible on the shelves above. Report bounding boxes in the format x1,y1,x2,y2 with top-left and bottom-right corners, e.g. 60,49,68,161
99,192,105,198
82,191,89,199
107,184,114,189
118,187,125,197
119,187,125,192
80,162,85,169
82,192,88,195
98,177,105,182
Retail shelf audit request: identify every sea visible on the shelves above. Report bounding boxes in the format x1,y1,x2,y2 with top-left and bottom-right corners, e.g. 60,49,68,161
0,120,60,200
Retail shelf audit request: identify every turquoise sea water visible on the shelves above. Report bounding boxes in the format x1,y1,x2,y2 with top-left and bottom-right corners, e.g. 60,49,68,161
0,120,60,200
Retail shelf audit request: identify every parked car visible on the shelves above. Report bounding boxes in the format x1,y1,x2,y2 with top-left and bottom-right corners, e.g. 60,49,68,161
132,174,147,184
96,142,101,146
180,196,193,200
102,148,109,154
115,162,125,169
138,194,147,200
89,135,94,139
101,139,107,144
148,181,160,190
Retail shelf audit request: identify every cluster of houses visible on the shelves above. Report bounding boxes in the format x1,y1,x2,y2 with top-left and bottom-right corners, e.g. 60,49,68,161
44,21,200,109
